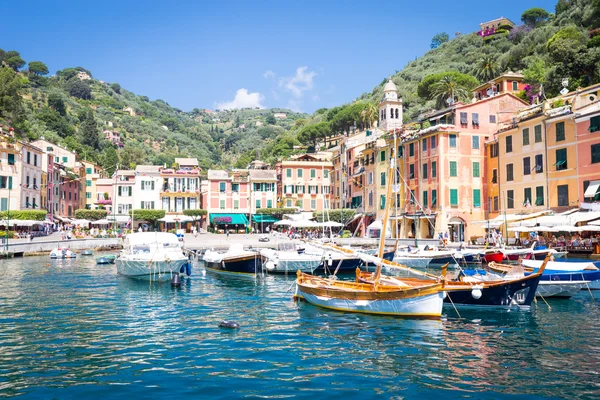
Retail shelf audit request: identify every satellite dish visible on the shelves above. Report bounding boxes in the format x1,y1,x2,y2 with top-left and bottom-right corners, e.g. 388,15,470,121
486,88,494,97
560,88,569,95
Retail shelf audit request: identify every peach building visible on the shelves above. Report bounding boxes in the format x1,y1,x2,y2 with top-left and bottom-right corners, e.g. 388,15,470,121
277,154,333,212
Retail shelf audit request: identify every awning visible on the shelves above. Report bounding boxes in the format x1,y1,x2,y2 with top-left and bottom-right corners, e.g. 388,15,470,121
210,213,249,225
252,215,278,224
158,215,194,223
11,220,44,227
584,181,600,197
91,219,111,225
71,219,91,226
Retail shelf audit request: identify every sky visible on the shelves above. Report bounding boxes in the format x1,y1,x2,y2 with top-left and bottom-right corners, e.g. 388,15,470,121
1,0,557,114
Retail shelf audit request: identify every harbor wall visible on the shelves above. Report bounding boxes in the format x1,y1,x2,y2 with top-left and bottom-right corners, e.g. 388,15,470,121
1,238,122,257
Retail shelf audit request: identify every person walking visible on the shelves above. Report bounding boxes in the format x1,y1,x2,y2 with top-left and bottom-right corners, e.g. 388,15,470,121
226,229,230,239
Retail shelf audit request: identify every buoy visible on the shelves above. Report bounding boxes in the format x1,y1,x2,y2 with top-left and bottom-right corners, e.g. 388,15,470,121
471,287,483,300
442,291,447,299
219,321,240,329
185,262,191,276
265,261,276,271
171,272,181,287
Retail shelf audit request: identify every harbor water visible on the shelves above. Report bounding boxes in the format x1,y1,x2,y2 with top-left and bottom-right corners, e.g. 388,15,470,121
0,255,599,399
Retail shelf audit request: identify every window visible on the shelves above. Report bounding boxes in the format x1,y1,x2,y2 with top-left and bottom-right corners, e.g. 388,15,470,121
449,161,457,177
86,180,91,187
556,122,565,141
232,183,239,192
62,156,68,163
592,144,600,164
0,198,6,211
431,161,437,178
507,190,514,209
472,136,479,149
460,112,468,125
505,135,513,153
490,142,499,158
449,134,457,147
26,152,30,164
536,186,544,206
431,136,436,149
324,170,329,178
8,154,14,165
55,156,59,163
380,151,386,162
557,185,569,206
256,199,261,209
450,189,458,206
220,200,225,209
422,163,428,179
267,200,272,208
590,116,600,133
512,81,518,91
310,199,316,210
34,154,38,167
431,190,437,207
534,125,542,143
296,185,305,194
398,146,404,157
492,169,498,184
286,199,292,207
368,191,373,207
493,196,499,211
409,164,415,179
506,164,514,181
584,181,600,201
141,201,155,209
489,115,496,123
219,182,226,192
423,190,428,208
522,128,530,146
297,169,303,178
535,154,543,172
86,168,92,174
286,169,292,178
409,143,414,157
472,162,480,177
367,172,373,185
473,189,481,208
524,188,532,206
380,195,386,210
555,148,567,170
472,113,480,127
523,157,531,175
380,172,386,186
422,139,427,151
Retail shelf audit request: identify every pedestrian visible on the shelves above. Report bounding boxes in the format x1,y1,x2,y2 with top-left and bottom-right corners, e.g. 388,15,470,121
226,229,230,239
193,226,198,238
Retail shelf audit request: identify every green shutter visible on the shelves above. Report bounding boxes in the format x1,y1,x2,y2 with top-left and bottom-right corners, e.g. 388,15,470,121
534,125,542,142
7,154,14,165
473,189,481,207
423,191,428,207
380,195,386,209
431,190,437,206
298,169,303,178
380,151,386,161
590,116,600,133
556,122,565,141
473,162,480,177
432,161,437,178
522,128,529,145
0,198,6,211
536,186,544,205
286,169,291,177
450,161,457,177
8,177,12,190
450,189,458,206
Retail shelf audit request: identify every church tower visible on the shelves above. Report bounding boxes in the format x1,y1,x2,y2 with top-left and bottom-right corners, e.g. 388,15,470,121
378,79,403,132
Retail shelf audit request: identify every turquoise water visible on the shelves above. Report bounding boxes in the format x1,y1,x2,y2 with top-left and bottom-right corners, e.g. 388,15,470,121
0,255,599,399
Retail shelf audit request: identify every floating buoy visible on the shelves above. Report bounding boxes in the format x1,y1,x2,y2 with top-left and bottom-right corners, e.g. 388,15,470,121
265,261,275,271
471,288,483,300
171,272,181,287
219,321,240,329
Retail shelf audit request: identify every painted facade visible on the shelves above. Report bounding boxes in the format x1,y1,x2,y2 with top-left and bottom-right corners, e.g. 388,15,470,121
277,154,332,212
134,165,161,210
19,142,43,211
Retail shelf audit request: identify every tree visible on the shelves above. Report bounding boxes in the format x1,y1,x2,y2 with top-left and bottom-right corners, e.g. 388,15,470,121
48,93,67,116
473,55,501,82
417,72,479,100
74,209,108,221
0,67,25,129
266,112,276,124
521,8,550,27
297,121,331,151
0,210,47,220
28,61,49,76
119,146,146,169
183,209,207,226
255,208,296,219
429,76,470,106
312,209,356,224
523,57,548,85
6,56,25,71
363,102,378,128
79,110,101,150
110,83,121,94
100,146,119,175
68,80,92,100
430,32,449,49
130,209,165,229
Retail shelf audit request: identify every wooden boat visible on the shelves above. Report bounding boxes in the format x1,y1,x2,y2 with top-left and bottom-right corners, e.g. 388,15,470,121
480,249,503,263
203,243,263,275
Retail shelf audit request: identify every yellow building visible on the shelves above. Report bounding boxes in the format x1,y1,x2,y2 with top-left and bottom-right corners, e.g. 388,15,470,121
81,161,105,210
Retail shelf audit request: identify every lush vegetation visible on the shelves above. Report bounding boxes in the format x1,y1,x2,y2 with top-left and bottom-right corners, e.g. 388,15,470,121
73,209,108,221
312,209,356,224
130,209,165,226
0,210,47,220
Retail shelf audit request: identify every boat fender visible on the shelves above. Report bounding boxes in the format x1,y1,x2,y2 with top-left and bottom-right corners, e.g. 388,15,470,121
171,272,181,287
219,321,240,329
327,254,333,267
442,291,447,299
185,262,191,276
265,261,276,271
471,286,483,300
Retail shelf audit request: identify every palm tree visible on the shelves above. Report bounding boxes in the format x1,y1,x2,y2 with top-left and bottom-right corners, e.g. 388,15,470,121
365,102,378,128
473,55,501,82
430,76,470,106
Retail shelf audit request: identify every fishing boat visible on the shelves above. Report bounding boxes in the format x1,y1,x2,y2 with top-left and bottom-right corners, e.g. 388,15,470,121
304,242,395,274
260,243,322,274
81,250,93,256
50,248,77,259
203,243,263,275
531,244,567,260
480,248,504,263
500,246,533,261
105,254,116,264
96,256,111,265
116,232,187,281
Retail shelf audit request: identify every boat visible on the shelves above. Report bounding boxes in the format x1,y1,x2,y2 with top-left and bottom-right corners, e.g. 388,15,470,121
480,248,504,263
260,243,322,274
304,243,395,274
96,256,111,265
116,232,188,281
104,254,117,264
203,243,263,275
50,248,77,259
500,246,533,261
81,250,93,256
392,251,432,269
531,244,567,260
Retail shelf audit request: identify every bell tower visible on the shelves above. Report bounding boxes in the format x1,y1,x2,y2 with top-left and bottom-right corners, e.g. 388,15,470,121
378,79,403,132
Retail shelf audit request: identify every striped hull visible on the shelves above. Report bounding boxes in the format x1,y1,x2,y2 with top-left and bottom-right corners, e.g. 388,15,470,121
204,254,262,274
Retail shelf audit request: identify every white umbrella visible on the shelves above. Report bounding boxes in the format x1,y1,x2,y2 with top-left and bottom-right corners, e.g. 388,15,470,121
318,221,343,227
91,219,111,225
508,227,531,232
290,220,319,228
71,219,91,226
552,225,579,232
11,220,44,227
273,220,292,226
579,225,600,232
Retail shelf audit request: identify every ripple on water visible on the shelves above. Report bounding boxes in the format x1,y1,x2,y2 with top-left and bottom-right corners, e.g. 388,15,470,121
0,255,599,399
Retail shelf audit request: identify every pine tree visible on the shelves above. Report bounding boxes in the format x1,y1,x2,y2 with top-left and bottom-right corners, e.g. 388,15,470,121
79,110,100,150
101,146,119,176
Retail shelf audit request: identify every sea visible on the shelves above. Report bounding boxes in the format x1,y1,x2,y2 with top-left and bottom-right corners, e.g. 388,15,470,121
0,254,598,399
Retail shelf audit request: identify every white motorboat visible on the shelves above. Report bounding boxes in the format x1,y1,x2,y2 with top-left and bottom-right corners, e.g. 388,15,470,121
260,243,322,274
50,248,77,259
537,281,589,298
116,232,188,281
392,251,433,269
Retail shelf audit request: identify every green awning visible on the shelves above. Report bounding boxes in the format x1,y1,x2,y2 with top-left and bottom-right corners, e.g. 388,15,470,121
210,213,249,225
252,214,278,224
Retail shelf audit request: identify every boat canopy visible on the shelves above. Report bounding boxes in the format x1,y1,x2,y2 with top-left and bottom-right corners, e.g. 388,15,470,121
124,232,181,247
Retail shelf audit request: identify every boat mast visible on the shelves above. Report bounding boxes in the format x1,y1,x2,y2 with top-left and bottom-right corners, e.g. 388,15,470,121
374,134,395,281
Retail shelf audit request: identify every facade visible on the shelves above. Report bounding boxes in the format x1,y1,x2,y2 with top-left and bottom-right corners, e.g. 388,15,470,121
134,165,161,210
114,170,135,218
160,158,201,214
204,169,250,229
0,133,20,212
577,106,600,205
103,130,123,147
478,17,515,37
19,142,43,210
82,161,105,210
95,178,113,214
472,72,526,101
379,80,403,133
249,169,277,213
277,154,333,212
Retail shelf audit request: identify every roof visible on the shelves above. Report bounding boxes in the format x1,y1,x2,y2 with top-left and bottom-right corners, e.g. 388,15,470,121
248,169,277,180
473,72,525,92
96,178,113,185
383,79,397,92
175,157,199,167
207,169,230,180
135,165,161,174
117,170,135,176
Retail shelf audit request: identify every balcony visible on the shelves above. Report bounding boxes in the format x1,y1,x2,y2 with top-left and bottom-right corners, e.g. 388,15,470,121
95,199,112,205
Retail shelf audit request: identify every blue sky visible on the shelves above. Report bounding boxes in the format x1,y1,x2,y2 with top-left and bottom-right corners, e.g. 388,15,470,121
1,0,557,114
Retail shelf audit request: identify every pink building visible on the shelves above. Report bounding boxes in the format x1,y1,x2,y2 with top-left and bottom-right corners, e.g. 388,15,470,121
59,170,81,217
473,72,527,102
104,130,123,147
204,169,250,232
576,105,600,205
277,154,333,212
95,178,114,213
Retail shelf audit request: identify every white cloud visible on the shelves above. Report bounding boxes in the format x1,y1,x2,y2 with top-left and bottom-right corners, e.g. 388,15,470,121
279,66,317,98
216,88,264,110
263,70,275,79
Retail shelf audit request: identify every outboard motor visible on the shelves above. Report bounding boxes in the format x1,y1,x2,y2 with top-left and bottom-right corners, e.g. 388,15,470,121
171,272,181,287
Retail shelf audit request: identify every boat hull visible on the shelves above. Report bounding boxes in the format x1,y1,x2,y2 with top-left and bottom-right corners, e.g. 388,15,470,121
444,275,540,307
392,256,432,269
482,252,503,263
315,250,395,273
503,252,532,261
537,281,588,298
204,254,262,275
116,259,187,281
